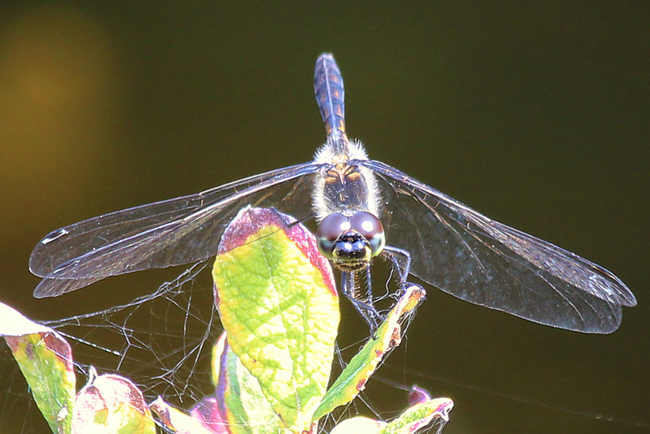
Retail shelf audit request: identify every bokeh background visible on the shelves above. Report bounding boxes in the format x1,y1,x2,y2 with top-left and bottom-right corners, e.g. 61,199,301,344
0,2,648,433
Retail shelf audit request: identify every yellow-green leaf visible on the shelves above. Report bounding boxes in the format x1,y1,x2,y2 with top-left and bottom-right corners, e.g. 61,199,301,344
377,397,453,434
213,207,339,432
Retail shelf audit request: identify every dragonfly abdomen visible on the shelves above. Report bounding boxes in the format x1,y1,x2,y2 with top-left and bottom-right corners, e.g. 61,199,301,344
314,53,347,150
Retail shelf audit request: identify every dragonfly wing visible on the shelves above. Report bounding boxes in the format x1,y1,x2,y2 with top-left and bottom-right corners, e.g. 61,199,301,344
32,163,320,298
362,160,636,333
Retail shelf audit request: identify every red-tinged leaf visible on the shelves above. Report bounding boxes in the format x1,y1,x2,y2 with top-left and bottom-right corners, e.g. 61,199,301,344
1,302,75,433
72,373,155,434
150,397,214,434
407,385,431,406
190,397,229,434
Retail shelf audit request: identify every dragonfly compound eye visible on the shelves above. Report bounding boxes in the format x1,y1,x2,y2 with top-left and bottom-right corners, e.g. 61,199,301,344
350,211,385,257
316,212,350,259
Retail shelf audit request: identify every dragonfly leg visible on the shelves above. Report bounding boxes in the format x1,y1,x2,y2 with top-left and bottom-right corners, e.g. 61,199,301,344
381,245,413,294
381,246,427,313
342,270,384,337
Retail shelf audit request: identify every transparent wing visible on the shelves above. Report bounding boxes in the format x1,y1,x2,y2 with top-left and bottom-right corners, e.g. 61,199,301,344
361,160,636,333
31,162,321,298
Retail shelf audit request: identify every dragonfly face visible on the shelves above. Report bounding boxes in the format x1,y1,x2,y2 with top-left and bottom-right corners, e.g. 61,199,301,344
30,53,636,335
316,211,386,271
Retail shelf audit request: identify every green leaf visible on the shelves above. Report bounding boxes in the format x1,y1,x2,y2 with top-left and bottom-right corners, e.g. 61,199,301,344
72,373,156,434
313,285,426,421
1,302,76,433
213,207,339,432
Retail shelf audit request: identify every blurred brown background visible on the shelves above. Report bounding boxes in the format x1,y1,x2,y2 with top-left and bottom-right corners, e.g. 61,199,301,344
0,2,648,433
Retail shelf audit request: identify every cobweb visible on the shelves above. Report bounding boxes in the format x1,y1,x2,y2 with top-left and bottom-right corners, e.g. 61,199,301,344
0,256,435,434
1,260,220,433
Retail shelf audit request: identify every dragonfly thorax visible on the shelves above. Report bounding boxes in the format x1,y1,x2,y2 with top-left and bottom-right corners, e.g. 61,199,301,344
312,138,381,222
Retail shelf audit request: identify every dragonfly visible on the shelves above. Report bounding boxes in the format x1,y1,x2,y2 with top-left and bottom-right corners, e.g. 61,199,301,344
30,53,636,334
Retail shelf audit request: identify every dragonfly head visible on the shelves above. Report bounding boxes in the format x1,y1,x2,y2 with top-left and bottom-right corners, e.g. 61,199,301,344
317,211,385,270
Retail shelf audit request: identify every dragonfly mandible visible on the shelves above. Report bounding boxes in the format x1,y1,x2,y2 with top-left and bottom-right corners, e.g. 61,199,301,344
30,54,636,334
